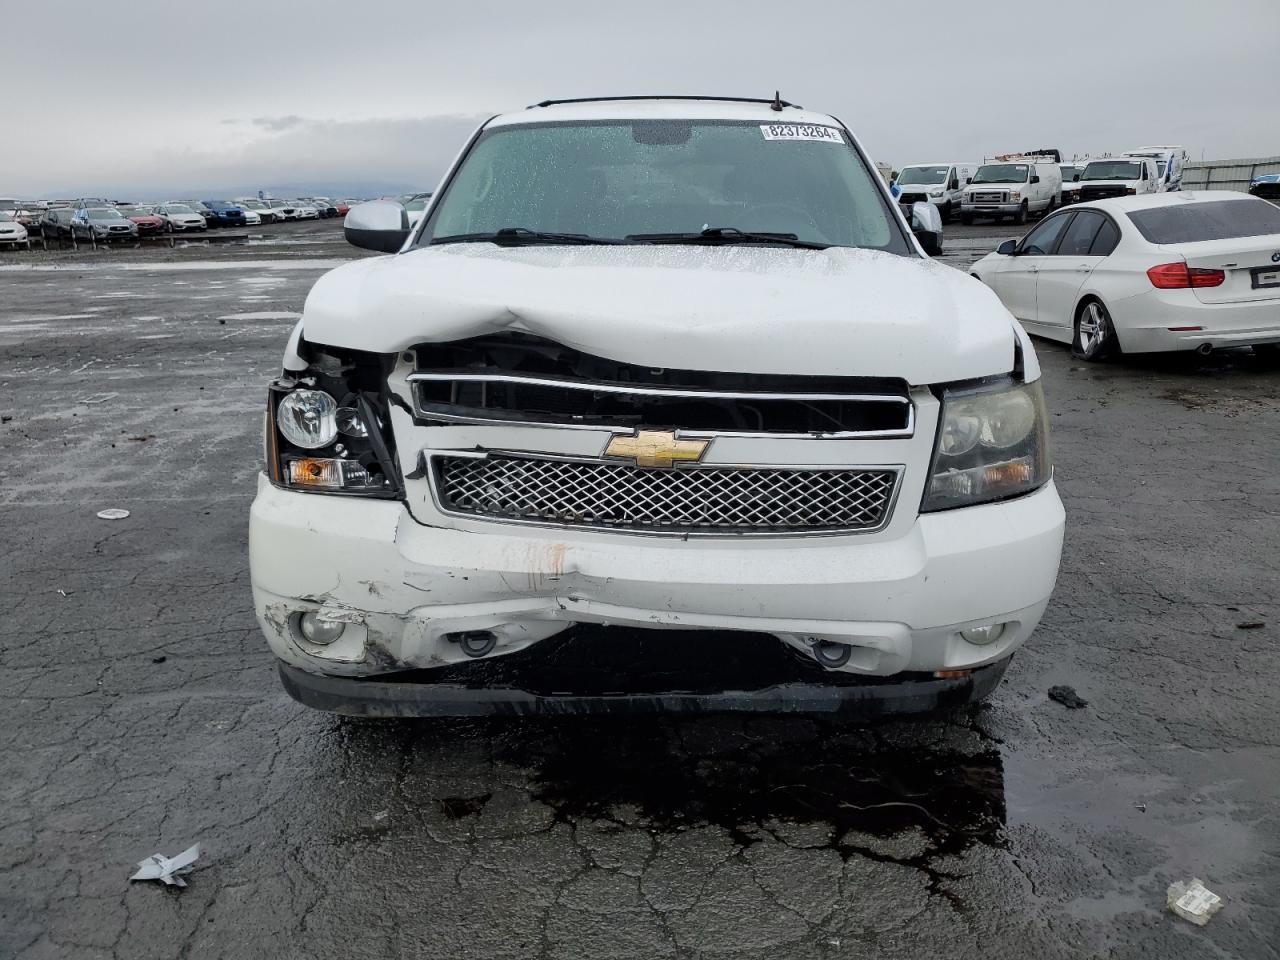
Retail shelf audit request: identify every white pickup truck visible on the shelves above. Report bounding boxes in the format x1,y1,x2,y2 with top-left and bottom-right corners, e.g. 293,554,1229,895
251,96,1064,717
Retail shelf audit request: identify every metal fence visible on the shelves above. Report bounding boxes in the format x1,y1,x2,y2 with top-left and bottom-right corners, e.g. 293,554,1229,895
1182,156,1280,192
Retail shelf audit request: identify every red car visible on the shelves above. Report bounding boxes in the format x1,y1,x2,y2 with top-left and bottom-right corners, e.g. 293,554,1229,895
335,200,351,216
118,206,166,236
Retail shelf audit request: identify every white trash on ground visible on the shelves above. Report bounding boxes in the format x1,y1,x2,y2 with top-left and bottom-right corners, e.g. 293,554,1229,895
1167,878,1223,926
129,843,201,888
96,508,130,520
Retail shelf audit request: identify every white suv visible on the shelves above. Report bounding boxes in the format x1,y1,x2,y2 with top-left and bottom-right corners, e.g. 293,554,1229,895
251,96,1065,716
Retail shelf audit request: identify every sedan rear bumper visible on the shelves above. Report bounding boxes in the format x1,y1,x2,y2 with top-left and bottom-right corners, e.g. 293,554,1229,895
1116,288,1280,352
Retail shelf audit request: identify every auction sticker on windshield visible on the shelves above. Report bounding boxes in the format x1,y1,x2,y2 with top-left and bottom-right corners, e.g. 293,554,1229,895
760,124,844,143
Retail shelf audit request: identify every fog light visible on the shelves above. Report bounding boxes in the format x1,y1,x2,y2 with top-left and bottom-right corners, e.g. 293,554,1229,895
298,611,346,645
961,623,1007,646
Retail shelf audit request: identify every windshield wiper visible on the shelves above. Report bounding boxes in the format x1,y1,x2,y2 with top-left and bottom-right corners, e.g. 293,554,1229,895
430,227,624,246
627,227,828,250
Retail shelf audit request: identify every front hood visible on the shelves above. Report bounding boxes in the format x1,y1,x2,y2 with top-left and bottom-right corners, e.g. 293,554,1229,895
1079,179,1137,188
301,244,1017,384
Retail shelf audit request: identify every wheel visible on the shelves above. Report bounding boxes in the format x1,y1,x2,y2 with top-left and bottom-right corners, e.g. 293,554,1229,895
960,213,973,225
1014,201,1028,225
1072,299,1119,361
1041,196,1056,218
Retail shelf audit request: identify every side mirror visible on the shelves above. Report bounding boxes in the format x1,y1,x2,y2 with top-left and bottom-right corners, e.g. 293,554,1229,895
344,200,411,252
1031,174,1040,183
949,180,959,190
910,201,943,256
964,177,972,185
1073,173,1080,182
996,239,1018,256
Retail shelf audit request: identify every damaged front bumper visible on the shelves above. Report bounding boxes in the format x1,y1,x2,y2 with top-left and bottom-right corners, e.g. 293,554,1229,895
250,473,1064,712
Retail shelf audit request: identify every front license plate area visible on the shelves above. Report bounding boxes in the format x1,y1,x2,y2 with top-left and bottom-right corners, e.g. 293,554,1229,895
1252,267,1280,289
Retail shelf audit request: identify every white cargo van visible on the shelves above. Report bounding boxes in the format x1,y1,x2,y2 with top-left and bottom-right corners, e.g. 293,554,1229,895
1125,146,1188,192
961,155,1062,224
1077,156,1161,202
894,162,978,222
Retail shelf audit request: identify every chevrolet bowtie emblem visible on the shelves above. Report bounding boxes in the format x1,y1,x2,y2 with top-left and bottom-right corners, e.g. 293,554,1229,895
604,430,708,468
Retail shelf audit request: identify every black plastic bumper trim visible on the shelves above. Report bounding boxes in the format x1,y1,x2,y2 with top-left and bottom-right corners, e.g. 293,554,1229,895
277,658,1011,718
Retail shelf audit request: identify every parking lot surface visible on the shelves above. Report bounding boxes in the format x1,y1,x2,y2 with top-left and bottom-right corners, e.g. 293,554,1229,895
2,220,1278,959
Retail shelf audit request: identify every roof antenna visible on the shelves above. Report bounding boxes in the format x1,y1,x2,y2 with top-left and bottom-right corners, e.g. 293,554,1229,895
770,91,785,112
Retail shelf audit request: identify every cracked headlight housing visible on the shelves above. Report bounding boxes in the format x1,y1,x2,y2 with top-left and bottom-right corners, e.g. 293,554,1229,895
265,345,402,498
922,379,1050,512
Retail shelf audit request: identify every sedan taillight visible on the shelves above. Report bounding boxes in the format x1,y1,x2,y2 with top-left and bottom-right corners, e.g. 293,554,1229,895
1147,263,1226,289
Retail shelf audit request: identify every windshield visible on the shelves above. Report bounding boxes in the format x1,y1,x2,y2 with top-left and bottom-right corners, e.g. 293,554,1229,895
86,208,119,220
422,119,903,251
896,165,949,185
1127,199,1280,244
1083,160,1143,181
166,204,194,213
1157,161,1168,177
971,164,1029,184
0,212,13,222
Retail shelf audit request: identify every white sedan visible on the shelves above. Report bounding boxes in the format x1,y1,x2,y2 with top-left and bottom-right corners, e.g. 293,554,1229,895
292,201,319,220
0,212,30,249
971,192,1280,360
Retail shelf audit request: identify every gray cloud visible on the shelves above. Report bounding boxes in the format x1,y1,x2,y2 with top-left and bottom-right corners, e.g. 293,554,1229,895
5,0,1278,196
250,115,307,132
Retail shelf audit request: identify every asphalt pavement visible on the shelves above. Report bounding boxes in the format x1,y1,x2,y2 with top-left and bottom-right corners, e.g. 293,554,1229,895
2,218,1278,959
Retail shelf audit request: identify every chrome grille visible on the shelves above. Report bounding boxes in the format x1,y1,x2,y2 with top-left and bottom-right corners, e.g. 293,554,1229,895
433,454,899,534
970,190,1007,203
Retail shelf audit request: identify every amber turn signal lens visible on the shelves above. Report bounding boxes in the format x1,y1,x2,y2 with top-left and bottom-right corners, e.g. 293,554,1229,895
983,461,1033,486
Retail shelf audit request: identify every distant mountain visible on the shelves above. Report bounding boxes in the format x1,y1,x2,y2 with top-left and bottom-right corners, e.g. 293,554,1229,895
34,180,430,201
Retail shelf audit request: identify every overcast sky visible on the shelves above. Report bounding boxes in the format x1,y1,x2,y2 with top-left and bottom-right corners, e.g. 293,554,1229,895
7,0,1277,197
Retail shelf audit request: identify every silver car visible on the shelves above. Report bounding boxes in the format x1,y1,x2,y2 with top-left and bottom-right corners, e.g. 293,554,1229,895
71,207,139,241
152,203,209,232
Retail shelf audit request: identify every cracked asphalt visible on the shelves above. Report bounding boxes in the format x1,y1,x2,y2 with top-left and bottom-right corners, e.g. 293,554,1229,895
2,219,1278,959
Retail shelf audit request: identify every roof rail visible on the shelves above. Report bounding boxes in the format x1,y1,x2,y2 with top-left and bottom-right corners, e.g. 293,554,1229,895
527,94,802,110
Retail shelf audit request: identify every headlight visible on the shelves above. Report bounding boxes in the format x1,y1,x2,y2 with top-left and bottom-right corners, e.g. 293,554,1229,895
928,188,943,197
276,389,337,448
265,347,401,498
922,380,1050,512
1009,190,1021,200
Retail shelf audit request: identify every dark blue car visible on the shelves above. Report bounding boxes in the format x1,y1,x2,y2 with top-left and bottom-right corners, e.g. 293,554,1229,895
201,200,247,227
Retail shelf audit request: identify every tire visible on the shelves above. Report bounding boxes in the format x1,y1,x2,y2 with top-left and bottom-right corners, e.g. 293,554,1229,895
1014,201,1028,225
1041,196,1056,218
1072,299,1119,361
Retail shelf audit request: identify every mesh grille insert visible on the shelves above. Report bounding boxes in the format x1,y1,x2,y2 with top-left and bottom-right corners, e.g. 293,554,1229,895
433,455,898,534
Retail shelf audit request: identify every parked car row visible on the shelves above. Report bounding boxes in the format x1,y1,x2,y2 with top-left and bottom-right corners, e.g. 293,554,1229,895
890,146,1191,226
0,195,367,249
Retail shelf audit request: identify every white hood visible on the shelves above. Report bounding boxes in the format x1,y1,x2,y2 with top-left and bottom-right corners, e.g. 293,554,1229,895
300,244,1018,384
